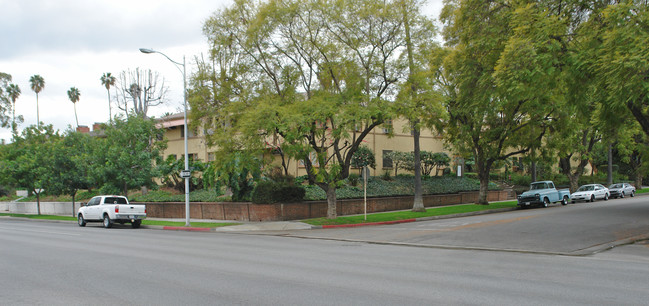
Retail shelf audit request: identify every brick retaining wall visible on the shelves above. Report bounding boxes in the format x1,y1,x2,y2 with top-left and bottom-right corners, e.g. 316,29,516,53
137,190,514,222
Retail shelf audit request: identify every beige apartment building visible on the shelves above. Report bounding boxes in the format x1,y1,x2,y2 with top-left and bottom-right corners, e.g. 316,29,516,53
156,113,451,177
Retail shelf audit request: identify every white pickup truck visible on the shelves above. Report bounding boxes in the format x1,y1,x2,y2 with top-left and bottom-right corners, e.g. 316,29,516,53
77,195,146,228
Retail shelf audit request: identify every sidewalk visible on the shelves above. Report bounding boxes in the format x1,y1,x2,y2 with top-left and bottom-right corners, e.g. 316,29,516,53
147,202,519,232
145,218,315,232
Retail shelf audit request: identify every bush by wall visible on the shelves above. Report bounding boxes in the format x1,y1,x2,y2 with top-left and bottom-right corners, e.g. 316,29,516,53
252,181,305,204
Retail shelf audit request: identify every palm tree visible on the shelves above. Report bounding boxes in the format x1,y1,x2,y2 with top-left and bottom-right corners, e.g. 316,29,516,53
67,87,81,127
6,83,21,133
29,75,45,127
100,72,116,122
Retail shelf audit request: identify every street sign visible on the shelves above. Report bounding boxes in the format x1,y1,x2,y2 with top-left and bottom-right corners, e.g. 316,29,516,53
180,170,192,178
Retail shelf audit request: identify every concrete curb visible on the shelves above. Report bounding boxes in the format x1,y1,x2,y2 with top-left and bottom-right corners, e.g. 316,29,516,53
162,226,214,232
319,219,417,229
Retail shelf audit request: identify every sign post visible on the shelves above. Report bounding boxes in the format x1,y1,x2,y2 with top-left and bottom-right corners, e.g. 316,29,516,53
363,166,368,221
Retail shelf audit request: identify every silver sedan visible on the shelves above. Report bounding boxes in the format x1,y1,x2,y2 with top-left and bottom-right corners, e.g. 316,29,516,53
570,184,609,203
608,183,636,198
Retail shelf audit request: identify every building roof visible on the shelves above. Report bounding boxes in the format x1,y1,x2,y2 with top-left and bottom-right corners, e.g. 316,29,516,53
156,113,185,128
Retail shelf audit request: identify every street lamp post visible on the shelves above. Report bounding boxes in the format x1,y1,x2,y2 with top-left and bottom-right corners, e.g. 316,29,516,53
139,48,191,227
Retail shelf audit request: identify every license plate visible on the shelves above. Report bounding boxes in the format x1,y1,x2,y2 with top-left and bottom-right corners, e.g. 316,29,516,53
129,215,135,219
525,202,530,205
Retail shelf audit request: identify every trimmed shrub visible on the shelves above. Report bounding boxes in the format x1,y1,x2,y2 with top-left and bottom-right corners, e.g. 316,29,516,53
511,173,532,187
252,181,305,204
274,185,306,203
0,185,10,197
348,174,360,187
252,181,275,204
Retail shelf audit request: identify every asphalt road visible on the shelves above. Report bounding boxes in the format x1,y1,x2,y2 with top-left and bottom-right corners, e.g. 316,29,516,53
280,196,649,255
1,196,649,305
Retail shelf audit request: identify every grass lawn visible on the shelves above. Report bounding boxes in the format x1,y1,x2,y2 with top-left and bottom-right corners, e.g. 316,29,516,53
302,201,519,226
0,213,239,228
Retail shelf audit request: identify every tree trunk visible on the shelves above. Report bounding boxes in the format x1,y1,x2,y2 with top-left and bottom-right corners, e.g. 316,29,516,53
36,191,41,215
324,184,337,219
107,89,112,123
607,142,613,185
36,94,40,127
630,149,642,189
477,170,490,205
401,2,424,212
412,126,425,212
530,148,537,182
569,175,579,193
74,103,79,127
476,158,491,205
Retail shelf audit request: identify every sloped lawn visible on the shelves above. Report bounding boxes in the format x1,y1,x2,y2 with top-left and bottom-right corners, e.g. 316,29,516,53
303,176,498,201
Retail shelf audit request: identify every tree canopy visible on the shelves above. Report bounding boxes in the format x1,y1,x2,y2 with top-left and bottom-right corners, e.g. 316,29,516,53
195,0,434,218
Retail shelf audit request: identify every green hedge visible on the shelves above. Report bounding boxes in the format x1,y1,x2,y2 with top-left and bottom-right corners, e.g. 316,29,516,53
252,181,306,204
303,176,497,201
130,188,225,202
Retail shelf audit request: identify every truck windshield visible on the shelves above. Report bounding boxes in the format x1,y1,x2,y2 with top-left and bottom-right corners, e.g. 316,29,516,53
105,197,128,204
531,183,548,190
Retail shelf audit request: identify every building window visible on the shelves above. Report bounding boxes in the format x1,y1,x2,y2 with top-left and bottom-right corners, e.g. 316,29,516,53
182,153,199,162
168,154,177,161
299,151,322,167
180,128,196,138
208,152,216,162
382,150,393,168
382,120,393,134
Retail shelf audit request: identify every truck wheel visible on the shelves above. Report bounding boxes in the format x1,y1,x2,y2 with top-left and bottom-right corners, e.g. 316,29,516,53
561,196,569,205
78,214,86,227
103,214,113,228
542,197,550,208
131,220,142,228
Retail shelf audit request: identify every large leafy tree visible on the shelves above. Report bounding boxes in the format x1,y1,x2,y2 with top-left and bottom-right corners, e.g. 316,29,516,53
91,115,166,196
440,0,558,204
395,0,440,211
29,75,45,127
101,72,116,122
0,124,60,214
47,130,94,216
196,0,414,218
520,0,613,192
67,87,80,127
595,2,649,137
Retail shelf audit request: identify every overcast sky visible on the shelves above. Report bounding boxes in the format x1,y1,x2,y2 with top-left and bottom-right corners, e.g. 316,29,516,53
0,0,444,143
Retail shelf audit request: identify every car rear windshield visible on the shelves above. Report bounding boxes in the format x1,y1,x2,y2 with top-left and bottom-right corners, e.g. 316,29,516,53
105,197,128,204
610,184,622,188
